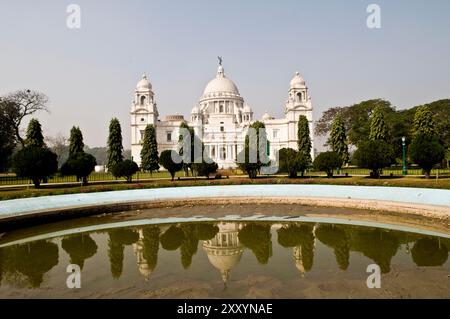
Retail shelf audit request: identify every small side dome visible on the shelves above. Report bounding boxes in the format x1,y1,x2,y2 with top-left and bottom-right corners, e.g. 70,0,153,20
290,71,306,89
243,104,252,113
136,74,152,90
262,112,273,121
191,105,200,114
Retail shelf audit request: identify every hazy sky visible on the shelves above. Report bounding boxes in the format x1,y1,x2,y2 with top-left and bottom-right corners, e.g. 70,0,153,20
1,0,449,148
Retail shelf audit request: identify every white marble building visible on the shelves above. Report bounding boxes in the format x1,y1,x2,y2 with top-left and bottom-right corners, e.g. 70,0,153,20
130,61,314,169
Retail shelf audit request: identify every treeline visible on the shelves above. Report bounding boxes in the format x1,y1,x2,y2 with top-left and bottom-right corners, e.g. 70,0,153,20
315,99,450,171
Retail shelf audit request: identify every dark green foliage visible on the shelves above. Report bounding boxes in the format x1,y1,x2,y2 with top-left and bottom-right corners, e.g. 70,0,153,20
411,238,448,267
107,118,123,170
316,99,450,161
297,115,312,163
353,140,394,177
315,99,394,147
61,152,97,185
413,105,436,137
350,229,399,274
313,151,343,178
409,133,445,178
238,223,272,265
142,226,161,272
25,118,45,148
330,115,349,164
0,98,18,171
61,234,98,270
180,224,199,269
178,121,196,176
68,126,84,156
196,223,219,240
276,224,315,271
13,146,58,187
0,90,49,147
140,124,159,173
277,148,309,178
110,159,139,183
160,226,185,251
192,159,218,179
3,241,58,288
107,229,139,279
159,150,183,181
369,106,388,141
237,121,268,179
315,225,350,270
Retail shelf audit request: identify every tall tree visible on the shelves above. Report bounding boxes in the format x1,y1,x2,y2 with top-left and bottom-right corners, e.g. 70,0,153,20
369,106,388,141
297,115,312,163
0,104,16,171
0,90,49,146
178,121,196,176
413,105,436,137
329,115,349,164
315,99,394,147
237,121,268,178
25,118,45,147
68,126,84,156
107,118,123,170
140,124,159,173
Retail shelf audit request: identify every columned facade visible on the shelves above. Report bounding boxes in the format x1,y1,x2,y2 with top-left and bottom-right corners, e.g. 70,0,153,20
130,62,314,168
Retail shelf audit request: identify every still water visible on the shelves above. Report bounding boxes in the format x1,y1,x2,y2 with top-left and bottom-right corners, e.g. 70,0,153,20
0,215,449,298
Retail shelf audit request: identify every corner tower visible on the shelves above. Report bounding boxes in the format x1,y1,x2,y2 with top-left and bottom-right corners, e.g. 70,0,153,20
131,74,159,166
284,72,314,158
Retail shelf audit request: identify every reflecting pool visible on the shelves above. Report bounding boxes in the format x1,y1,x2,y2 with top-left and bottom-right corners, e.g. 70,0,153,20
0,214,449,298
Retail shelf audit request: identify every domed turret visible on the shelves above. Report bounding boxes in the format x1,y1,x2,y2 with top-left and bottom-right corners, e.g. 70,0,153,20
290,71,306,89
262,112,273,121
191,105,200,114
136,74,152,91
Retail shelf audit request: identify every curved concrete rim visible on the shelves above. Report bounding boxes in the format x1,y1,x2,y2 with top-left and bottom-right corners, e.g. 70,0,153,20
1,215,449,249
1,185,449,223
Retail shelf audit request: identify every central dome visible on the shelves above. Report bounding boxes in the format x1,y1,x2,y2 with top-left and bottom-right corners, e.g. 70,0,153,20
203,65,240,96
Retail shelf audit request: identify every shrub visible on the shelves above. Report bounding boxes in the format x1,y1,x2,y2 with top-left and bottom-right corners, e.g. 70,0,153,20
313,151,343,178
278,148,310,178
353,140,394,178
110,159,139,183
192,158,218,179
61,152,97,185
409,133,445,178
13,146,58,188
159,150,183,181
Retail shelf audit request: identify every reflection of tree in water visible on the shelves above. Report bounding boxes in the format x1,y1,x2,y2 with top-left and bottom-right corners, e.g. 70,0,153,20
196,223,219,241
61,233,98,270
239,223,272,265
160,226,185,251
350,228,399,274
277,223,315,273
108,228,139,279
180,225,199,269
2,240,59,288
141,226,160,272
159,223,219,269
315,224,350,270
411,238,448,267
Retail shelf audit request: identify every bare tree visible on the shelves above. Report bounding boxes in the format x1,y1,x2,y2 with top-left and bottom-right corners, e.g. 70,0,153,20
0,89,49,146
46,133,69,168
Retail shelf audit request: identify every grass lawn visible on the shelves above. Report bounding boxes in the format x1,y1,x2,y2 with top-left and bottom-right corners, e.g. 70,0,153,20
1,175,449,201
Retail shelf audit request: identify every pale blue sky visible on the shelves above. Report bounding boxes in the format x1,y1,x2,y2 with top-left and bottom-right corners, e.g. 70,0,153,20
1,0,449,148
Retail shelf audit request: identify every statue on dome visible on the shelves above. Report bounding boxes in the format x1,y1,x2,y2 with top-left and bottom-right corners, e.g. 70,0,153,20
218,56,223,66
